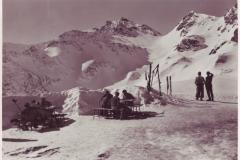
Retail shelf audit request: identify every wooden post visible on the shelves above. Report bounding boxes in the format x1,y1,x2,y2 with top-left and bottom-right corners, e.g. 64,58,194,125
166,76,169,95
152,64,162,96
147,63,152,92
170,76,172,96
150,69,154,87
156,66,162,96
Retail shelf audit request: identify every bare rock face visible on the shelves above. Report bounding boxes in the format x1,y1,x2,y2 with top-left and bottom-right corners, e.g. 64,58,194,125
216,54,228,64
99,17,161,37
176,11,198,36
209,41,227,55
176,35,208,52
231,29,238,42
177,11,196,31
224,4,237,25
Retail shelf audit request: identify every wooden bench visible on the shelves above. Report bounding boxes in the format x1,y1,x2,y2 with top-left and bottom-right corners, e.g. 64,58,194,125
52,113,67,120
93,104,143,120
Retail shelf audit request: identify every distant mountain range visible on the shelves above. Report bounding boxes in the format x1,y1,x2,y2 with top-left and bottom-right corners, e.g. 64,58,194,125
3,4,237,96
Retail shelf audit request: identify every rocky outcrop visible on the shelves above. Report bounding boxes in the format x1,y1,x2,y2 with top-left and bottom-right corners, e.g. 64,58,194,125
177,11,196,31
176,35,208,52
224,4,237,25
99,17,161,37
231,29,238,42
209,41,227,55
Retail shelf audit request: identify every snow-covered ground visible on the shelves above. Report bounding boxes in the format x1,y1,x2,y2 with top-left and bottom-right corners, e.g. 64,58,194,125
3,75,237,160
3,96,237,160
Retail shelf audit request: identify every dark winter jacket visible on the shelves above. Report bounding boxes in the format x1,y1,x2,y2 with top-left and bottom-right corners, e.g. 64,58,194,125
100,93,113,108
195,76,205,86
111,96,121,110
123,92,135,106
123,93,135,100
205,74,214,86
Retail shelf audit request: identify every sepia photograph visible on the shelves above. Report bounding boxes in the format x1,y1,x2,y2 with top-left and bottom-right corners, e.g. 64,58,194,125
2,0,238,159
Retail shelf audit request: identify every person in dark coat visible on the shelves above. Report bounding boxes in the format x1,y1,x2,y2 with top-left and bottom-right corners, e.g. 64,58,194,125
111,91,132,119
205,71,214,101
24,102,31,108
111,92,121,118
195,72,205,101
31,100,40,108
100,90,113,109
122,90,135,106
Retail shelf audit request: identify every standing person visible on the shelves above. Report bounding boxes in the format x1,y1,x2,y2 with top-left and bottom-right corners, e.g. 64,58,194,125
99,90,113,109
205,71,214,101
195,72,205,101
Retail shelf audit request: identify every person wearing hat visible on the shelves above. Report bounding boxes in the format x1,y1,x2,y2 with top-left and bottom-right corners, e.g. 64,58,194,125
195,71,205,101
205,71,214,101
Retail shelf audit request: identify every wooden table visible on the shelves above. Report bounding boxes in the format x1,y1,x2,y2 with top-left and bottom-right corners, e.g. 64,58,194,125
93,104,143,120
92,108,114,119
128,104,142,112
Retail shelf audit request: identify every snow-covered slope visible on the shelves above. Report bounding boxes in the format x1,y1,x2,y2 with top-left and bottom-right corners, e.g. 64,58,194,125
111,5,238,91
156,5,238,79
3,18,160,96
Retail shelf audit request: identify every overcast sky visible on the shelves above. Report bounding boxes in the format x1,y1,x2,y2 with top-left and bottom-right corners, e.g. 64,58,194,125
3,0,236,44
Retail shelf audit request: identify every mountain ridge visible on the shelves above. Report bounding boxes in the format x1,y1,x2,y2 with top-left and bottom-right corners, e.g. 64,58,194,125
3,5,238,96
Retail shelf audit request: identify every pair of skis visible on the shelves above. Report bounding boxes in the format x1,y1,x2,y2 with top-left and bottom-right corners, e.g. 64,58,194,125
145,63,172,96
166,76,172,95
145,63,162,96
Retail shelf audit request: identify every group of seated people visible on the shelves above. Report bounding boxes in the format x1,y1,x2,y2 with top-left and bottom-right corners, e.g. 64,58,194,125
24,98,53,109
99,89,135,118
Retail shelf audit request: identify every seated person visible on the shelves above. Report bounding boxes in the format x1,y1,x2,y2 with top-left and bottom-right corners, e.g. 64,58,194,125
100,90,113,109
111,91,132,119
31,100,41,108
24,102,31,108
122,90,135,106
111,92,121,118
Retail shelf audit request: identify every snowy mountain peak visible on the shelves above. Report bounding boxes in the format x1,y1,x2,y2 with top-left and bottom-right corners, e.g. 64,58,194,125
118,17,136,26
99,17,161,37
176,10,217,36
176,11,198,31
